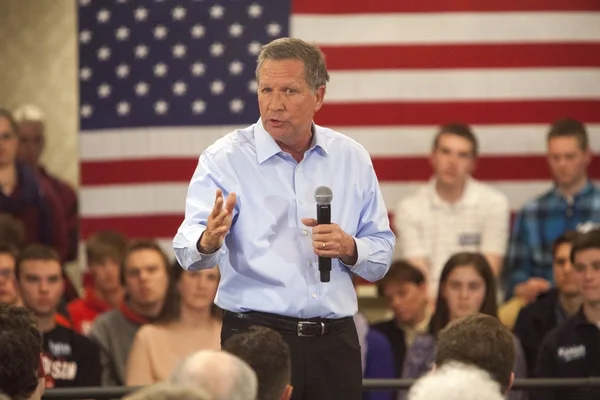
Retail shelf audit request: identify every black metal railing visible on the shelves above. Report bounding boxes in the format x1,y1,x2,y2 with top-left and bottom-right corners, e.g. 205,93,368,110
42,378,600,399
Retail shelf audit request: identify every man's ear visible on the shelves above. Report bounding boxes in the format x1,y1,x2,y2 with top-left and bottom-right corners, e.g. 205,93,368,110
504,372,515,395
281,384,293,400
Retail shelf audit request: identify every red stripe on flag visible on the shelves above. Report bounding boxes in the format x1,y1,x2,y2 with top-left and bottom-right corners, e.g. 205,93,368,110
80,156,600,186
315,100,600,127
292,0,600,14
81,215,183,239
322,43,600,70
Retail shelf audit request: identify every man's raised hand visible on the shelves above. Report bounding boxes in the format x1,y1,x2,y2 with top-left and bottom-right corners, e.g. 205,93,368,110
197,189,236,254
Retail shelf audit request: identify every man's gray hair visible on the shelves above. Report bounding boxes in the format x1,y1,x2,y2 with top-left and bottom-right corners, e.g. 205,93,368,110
256,37,330,91
124,383,213,400
408,362,505,400
12,104,45,124
169,350,257,400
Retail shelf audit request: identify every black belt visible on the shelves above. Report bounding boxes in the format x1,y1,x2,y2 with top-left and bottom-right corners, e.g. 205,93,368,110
223,310,352,337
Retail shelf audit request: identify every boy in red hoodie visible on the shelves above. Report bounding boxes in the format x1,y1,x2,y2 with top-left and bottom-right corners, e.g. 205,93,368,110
67,231,128,335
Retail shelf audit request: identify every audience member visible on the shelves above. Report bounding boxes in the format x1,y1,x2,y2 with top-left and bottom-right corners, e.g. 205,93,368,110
534,227,600,400
504,118,600,300
436,313,517,397
67,230,128,335
223,325,293,400
0,304,46,400
126,261,221,385
90,239,173,386
408,362,505,400
13,104,79,263
15,244,101,388
372,261,430,376
513,230,582,375
169,350,258,400
0,243,20,306
124,383,213,400
400,252,527,400
394,123,510,299
0,109,68,262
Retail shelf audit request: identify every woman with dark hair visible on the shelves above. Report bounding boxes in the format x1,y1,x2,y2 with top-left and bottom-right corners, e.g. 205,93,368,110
125,262,221,385
400,252,527,400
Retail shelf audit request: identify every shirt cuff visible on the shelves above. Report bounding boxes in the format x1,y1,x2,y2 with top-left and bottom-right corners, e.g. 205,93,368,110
340,237,368,270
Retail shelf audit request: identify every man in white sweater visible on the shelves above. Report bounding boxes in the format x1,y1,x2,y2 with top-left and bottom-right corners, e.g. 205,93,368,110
394,123,510,300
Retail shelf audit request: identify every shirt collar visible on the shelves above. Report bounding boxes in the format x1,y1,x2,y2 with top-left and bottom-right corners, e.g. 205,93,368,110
428,176,477,207
550,179,595,200
254,118,328,164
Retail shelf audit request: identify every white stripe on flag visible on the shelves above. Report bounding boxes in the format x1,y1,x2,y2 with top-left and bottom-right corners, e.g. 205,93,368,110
326,68,600,102
291,12,600,45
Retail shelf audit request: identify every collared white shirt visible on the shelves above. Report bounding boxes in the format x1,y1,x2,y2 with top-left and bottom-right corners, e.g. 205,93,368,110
394,177,510,298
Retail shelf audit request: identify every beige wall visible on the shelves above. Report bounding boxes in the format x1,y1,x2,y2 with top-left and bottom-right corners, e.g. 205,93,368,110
0,0,79,188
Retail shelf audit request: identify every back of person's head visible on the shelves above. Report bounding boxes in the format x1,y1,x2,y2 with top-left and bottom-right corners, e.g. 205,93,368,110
408,362,505,400
223,326,292,400
435,313,515,394
124,383,213,400
170,350,258,400
0,305,43,400
0,214,26,251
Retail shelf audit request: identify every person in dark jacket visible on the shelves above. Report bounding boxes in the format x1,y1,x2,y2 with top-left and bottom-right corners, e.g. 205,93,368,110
513,230,582,376
533,227,600,400
371,261,430,378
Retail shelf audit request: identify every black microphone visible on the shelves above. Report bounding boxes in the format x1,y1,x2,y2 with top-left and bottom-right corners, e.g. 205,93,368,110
314,186,333,283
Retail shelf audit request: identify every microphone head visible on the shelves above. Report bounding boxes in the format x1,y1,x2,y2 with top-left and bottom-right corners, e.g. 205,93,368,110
314,186,333,205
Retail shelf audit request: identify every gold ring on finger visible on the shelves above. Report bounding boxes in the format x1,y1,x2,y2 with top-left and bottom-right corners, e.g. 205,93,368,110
322,242,326,249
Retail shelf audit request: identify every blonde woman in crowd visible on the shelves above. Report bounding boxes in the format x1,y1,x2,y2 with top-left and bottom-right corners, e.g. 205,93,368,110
126,262,222,385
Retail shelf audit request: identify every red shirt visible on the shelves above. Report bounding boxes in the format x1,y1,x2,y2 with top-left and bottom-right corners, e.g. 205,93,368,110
67,288,112,336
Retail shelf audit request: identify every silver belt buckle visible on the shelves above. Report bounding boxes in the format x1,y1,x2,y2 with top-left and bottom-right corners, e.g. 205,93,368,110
297,321,325,337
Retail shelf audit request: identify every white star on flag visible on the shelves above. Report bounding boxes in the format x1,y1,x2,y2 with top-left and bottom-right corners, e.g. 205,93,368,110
154,63,168,77
98,84,111,98
210,80,225,95
135,82,149,96
117,101,131,116
191,63,206,76
192,100,206,114
191,25,205,38
116,26,130,41
154,100,169,115
154,25,168,40
229,98,244,113
248,3,262,18
80,104,92,117
172,6,187,20
210,5,225,19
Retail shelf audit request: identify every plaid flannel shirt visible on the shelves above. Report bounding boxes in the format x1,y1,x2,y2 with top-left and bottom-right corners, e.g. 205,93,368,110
503,180,600,299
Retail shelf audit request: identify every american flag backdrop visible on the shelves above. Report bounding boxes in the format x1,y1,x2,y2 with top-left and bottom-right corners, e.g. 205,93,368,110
77,0,600,254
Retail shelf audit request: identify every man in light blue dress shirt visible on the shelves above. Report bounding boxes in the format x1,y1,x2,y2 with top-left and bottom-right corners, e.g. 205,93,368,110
173,37,395,400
